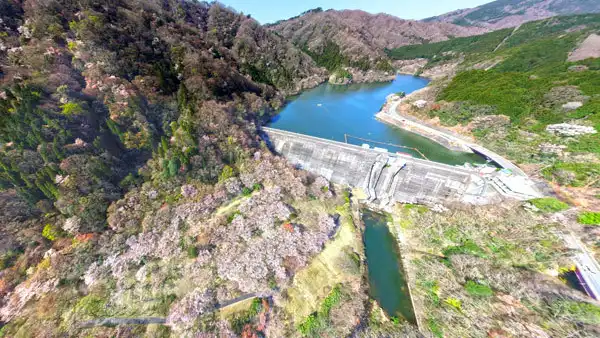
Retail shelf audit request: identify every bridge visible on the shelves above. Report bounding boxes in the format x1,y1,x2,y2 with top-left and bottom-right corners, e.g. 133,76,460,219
261,127,542,206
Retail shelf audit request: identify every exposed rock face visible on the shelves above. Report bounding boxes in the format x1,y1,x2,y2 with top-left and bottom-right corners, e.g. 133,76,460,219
568,33,600,62
539,143,567,156
568,65,589,72
546,123,597,136
350,69,396,84
413,100,428,109
471,58,504,71
328,73,352,85
424,0,600,29
562,102,583,111
269,9,485,63
420,59,463,80
393,58,428,75
289,74,328,94
543,86,589,109
470,115,511,130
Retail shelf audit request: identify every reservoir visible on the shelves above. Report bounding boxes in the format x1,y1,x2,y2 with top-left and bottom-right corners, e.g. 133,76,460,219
362,210,416,323
269,75,484,165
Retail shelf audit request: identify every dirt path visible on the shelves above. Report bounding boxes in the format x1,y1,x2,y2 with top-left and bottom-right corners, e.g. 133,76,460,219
494,24,521,52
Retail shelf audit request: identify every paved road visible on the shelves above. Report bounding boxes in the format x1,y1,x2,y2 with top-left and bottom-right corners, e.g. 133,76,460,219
78,293,266,329
562,231,600,299
494,24,521,52
383,99,527,176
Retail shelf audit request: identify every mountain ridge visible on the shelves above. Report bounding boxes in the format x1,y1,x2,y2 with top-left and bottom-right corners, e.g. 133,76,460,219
2,1,600,337
268,8,486,71
423,0,600,29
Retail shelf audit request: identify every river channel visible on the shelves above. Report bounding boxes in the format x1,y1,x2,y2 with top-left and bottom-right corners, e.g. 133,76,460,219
362,210,416,323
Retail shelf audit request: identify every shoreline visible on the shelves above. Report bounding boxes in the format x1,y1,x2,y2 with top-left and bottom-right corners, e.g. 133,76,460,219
375,96,528,177
375,112,472,153
283,71,416,100
395,70,432,81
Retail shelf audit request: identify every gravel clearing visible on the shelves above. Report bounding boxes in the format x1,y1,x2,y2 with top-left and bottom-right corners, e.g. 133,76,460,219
568,34,600,62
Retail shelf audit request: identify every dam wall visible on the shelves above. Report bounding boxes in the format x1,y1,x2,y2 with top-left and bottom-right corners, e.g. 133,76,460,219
261,127,512,205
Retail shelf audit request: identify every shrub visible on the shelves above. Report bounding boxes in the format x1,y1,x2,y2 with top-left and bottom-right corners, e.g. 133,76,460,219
444,297,462,311
374,60,394,73
529,198,569,213
420,280,440,305
37,257,51,270
119,173,141,189
242,187,253,196
219,165,235,182
303,41,347,71
0,250,20,270
464,281,493,297
427,316,444,338
229,297,263,334
187,245,198,258
73,294,108,318
298,313,320,336
542,162,600,187
0,325,8,337
403,204,428,214
343,190,351,205
42,223,61,241
320,285,342,315
387,28,512,60
167,158,180,177
226,210,241,224
60,102,84,115
442,239,487,258
578,212,600,225
551,300,600,325
298,284,343,336
332,68,352,80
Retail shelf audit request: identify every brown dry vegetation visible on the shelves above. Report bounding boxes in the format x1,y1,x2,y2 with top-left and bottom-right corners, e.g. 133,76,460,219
396,203,600,337
269,9,484,66
424,0,600,30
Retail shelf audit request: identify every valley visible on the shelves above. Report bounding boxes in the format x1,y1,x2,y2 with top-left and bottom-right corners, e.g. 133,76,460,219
2,0,600,337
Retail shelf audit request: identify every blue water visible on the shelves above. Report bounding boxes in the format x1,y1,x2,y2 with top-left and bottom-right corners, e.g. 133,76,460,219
363,209,416,323
269,75,484,165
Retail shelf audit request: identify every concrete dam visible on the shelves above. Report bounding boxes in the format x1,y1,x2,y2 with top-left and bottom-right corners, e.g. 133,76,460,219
261,127,542,206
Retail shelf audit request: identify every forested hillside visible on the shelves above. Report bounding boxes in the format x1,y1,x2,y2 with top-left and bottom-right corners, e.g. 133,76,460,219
424,0,600,29
268,8,485,82
2,1,600,337
0,0,327,224
0,1,352,336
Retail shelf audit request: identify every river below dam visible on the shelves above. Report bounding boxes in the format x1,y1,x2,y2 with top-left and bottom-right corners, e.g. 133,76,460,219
269,75,485,165
362,209,416,323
